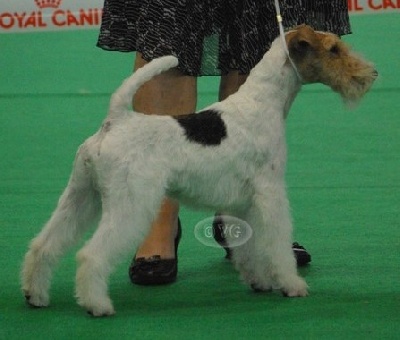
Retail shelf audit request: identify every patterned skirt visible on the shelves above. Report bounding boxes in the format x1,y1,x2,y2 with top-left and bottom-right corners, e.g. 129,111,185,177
97,0,351,76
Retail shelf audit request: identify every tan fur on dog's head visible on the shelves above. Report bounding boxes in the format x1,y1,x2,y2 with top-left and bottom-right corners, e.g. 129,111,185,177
286,25,377,105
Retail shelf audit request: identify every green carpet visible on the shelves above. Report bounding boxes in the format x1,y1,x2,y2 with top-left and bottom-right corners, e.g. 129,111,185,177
1,14,399,340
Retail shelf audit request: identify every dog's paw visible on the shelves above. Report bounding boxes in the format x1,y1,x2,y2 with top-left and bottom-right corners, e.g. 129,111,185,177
250,283,273,293
282,287,308,297
24,290,50,308
78,296,115,317
87,306,116,317
280,277,308,297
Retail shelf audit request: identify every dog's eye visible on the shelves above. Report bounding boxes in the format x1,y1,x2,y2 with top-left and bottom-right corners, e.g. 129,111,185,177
330,45,340,55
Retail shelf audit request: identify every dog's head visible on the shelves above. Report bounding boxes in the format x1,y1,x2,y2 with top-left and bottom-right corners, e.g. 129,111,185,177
285,25,377,106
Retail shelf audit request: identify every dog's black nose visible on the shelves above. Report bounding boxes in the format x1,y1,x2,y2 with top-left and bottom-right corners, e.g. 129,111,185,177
373,69,379,77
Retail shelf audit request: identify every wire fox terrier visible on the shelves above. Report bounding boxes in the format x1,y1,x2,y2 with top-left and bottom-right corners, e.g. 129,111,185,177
21,25,377,316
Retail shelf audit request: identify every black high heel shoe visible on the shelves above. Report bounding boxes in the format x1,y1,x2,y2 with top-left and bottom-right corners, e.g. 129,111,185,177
129,219,182,285
212,214,311,267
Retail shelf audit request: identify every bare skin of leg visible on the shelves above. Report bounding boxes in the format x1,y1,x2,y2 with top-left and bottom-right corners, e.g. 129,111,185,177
219,70,248,101
133,53,197,259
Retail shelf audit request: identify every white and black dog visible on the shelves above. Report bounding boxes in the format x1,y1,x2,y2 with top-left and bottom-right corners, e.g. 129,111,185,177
21,25,377,316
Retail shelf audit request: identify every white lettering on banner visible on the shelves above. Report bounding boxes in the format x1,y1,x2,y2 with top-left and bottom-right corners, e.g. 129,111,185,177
0,0,398,33
0,0,103,33
348,0,400,13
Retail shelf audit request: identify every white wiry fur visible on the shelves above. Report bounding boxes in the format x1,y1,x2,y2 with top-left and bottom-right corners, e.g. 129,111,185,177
21,26,376,316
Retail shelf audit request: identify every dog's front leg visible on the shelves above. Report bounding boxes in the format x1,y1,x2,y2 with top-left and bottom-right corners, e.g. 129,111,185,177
229,208,276,292
247,178,308,297
227,163,307,294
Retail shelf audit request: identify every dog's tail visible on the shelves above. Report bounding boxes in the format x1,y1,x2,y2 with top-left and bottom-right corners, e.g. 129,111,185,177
108,55,179,118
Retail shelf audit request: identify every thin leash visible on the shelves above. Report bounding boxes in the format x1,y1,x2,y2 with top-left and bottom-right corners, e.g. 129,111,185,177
273,0,303,83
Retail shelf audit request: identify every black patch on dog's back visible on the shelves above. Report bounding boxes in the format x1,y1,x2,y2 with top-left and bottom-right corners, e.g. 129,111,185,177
173,110,227,146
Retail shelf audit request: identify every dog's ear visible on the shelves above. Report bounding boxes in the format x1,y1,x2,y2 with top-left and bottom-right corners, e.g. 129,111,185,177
286,26,315,60
290,39,310,54
287,36,312,60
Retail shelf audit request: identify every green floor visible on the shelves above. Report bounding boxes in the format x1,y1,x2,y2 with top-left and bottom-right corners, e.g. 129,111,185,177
1,14,399,340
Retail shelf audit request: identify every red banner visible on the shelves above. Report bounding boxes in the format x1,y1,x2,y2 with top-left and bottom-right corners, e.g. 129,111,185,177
0,0,398,33
348,0,400,13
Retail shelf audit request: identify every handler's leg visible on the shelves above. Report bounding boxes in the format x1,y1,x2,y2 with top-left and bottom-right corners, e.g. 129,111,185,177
129,54,196,282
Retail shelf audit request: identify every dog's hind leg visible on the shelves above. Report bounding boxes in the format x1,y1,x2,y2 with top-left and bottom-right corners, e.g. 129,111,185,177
21,148,101,308
75,181,164,316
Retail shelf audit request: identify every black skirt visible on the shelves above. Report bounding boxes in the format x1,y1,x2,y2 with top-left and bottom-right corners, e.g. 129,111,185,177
97,0,351,76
